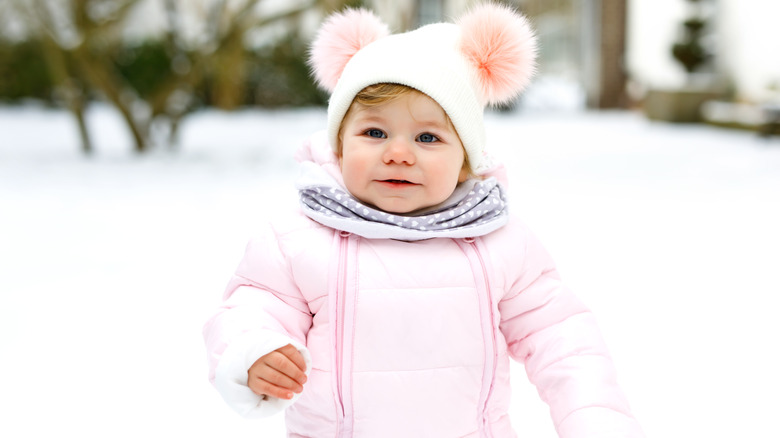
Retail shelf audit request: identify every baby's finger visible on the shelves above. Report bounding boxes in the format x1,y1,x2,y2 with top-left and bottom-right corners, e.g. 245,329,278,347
278,344,308,374
248,374,297,400
259,363,305,393
263,350,307,387
272,345,308,384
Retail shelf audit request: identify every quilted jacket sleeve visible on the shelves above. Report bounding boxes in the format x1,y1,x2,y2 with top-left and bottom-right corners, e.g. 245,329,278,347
498,223,644,438
203,224,313,419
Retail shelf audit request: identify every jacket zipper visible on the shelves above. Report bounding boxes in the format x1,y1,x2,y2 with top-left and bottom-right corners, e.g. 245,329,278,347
334,231,355,437
463,238,498,437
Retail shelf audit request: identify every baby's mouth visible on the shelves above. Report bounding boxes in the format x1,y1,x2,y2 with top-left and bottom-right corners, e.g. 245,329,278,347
379,179,419,186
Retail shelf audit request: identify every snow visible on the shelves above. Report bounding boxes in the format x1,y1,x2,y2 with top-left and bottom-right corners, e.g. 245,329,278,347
1,103,779,437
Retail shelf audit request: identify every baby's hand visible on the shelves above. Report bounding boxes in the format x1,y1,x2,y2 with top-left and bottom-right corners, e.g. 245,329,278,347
247,344,308,400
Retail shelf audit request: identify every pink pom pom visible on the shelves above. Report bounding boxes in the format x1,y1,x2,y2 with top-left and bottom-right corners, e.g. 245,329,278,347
458,3,538,106
309,9,390,92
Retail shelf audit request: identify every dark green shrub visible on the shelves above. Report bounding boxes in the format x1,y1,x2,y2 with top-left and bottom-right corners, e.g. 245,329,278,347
113,40,178,99
248,35,328,107
0,34,328,108
0,40,55,102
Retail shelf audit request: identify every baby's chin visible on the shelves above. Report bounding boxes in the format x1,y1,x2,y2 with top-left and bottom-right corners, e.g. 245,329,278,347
366,202,415,215
362,199,425,215
354,190,456,215
374,201,443,216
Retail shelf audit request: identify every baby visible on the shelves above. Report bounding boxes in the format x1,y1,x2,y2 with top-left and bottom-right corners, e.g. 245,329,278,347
204,4,644,437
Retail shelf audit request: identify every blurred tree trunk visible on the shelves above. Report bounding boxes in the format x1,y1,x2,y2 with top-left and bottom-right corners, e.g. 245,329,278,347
37,34,93,155
205,0,322,110
71,42,150,153
598,0,628,109
12,0,349,155
212,28,247,110
17,0,151,152
67,0,150,152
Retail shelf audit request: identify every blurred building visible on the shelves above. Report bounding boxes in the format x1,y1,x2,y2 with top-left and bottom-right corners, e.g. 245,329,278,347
370,0,779,109
366,0,624,110
626,0,780,105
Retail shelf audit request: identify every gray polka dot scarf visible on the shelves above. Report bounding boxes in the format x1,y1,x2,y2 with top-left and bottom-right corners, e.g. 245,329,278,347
299,177,509,240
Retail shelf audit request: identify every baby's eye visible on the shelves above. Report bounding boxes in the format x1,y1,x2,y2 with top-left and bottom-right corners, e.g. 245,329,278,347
417,133,439,143
365,129,386,139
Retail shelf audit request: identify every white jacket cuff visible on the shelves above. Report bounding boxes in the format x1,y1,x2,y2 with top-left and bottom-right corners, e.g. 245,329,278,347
214,329,311,419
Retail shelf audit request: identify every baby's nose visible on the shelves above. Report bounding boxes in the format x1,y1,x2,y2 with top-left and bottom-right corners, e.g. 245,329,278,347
383,138,416,164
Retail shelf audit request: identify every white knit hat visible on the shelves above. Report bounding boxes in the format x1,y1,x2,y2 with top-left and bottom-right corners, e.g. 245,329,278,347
309,3,537,175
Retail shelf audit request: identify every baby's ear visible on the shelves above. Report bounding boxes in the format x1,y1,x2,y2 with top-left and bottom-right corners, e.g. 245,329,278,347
458,3,538,106
309,8,390,92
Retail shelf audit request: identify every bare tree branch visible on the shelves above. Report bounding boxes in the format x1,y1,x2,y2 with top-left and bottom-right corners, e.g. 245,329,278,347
10,0,351,154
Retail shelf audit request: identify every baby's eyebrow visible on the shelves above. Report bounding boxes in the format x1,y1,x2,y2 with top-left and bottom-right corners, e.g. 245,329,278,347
420,119,448,128
351,113,387,125
411,118,450,131
359,115,385,123
408,110,451,129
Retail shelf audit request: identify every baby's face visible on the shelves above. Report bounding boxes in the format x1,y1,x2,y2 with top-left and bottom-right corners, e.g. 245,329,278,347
339,91,468,214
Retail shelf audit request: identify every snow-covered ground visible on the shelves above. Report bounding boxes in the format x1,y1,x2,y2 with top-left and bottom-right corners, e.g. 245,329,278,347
1,103,779,437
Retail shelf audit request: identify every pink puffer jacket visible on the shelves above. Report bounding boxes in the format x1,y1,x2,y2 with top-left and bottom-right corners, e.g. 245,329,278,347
203,209,644,437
